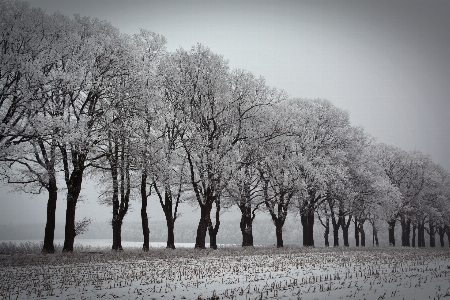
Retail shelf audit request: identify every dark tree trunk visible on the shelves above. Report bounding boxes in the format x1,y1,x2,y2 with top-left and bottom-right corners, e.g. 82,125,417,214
332,216,340,247
62,167,83,252
355,217,359,247
372,223,379,247
418,221,425,247
388,219,396,247
324,216,330,247
195,202,213,249
275,220,284,248
340,215,351,247
300,206,315,247
240,204,254,247
438,226,445,247
167,221,175,249
112,219,123,251
412,224,416,247
208,199,220,250
111,140,130,251
400,217,411,247
140,171,150,251
359,219,366,247
429,221,436,248
42,177,58,253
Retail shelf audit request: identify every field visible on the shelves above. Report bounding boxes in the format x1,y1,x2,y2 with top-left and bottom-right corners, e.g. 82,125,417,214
1,244,450,300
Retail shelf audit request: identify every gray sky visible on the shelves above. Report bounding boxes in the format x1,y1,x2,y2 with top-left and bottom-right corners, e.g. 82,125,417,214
1,0,449,226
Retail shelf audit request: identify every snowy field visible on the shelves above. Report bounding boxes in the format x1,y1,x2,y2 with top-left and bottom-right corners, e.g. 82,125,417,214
1,244,450,300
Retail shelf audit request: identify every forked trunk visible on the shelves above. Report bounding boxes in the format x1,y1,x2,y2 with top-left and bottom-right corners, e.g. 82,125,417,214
62,168,83,252
240,209,254,247
340,215,351,247
195,203,212,249
208,199,221,250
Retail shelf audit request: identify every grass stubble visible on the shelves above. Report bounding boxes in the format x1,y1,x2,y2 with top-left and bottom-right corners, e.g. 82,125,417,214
1,243,449,300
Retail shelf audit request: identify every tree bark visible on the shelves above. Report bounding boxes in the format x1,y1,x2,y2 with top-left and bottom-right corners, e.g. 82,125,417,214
412,224,416,247
324,216,330,247
300,204,315,247
208,199,220,250
438,226,445,247
340,215,351,247
195,202,213,249
400,217,411,247
355,217,359,247
62,168,83,252
359,219,366,247
418,221,425,247
428,221,436,248
332,216,340,247
140,171,150,251
239,204,254,247
387,219,396,247
42,176,58,253
275,220,284,248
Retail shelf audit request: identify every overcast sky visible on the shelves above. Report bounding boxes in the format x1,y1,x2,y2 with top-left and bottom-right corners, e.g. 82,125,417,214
1,0,449,227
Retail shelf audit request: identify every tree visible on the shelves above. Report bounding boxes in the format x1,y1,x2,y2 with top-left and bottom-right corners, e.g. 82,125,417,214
0,3,84,253
56,16,133,252
284,99,353,247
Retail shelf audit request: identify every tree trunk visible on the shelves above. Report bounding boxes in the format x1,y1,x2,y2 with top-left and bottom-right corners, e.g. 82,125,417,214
42,177,58,253
387,219,396,247
418,221,425,247
140,171,150,251
372,222,379,247
62,168,83,252
412,224,416,247
240,204,254,247
355,217,359,247
301,207,315,247
429,221,436,248
112,218,123,251
340,215,351,247
275,221,283,248
332,217,340,247
438,226,445,247
324,216,330,247
195,203,212,249
208,199,220,250
400,217,411,247
359,219,366,247
167,221,175,249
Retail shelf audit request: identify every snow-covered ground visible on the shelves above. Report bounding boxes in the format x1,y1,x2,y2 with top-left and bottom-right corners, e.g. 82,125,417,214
1,245,449,300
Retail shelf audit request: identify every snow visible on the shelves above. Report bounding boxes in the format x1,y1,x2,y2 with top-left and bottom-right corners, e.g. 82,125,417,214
1,245,449,300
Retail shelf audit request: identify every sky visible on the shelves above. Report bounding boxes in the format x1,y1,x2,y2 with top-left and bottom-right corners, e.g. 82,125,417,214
1,0,449,227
